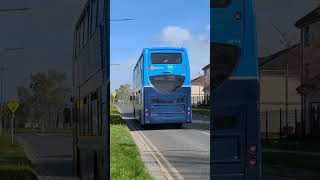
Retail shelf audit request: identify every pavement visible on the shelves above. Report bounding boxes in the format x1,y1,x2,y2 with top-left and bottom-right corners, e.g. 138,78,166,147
117,104,210,180
16,133,78,180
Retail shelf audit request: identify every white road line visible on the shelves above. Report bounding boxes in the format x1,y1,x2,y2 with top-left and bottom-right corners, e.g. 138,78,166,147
200,131,210,136
133,123,185,180
125,119,175,180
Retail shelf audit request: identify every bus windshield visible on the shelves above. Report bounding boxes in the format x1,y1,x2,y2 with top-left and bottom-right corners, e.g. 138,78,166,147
149,75,185,93
151,53,182,64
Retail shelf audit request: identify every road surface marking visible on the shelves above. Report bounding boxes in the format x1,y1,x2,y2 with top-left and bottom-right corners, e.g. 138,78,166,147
125,119,174,180
200,131,210,136
127,119,185,180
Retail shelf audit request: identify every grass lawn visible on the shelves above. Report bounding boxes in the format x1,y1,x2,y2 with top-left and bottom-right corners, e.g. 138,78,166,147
110,104,153,180
262,151,320,173
0,136,37,180
262,139,320,174
192,108,210,116
14,128,72,134
263,139,320,153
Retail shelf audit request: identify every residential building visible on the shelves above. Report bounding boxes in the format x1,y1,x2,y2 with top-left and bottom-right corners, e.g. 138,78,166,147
259,45,302,136
295,6,320,136
202,64,210,97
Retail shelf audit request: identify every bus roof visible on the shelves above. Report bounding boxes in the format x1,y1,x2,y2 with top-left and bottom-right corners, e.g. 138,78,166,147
144,47,187,52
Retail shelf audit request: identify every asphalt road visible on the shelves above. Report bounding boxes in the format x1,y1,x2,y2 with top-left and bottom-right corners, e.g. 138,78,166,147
17,133,77,179
117,104,210,180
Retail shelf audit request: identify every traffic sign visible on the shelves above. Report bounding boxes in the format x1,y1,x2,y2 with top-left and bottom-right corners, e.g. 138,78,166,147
112,92,117,98
7,99,19,113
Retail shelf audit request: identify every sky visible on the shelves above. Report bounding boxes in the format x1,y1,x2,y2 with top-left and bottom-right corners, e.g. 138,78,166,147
0,0,318,99
110,0,319,92
110,0,210,92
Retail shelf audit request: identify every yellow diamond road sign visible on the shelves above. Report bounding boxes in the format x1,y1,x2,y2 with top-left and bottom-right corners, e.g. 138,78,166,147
112,92,117,98
7,99,19,113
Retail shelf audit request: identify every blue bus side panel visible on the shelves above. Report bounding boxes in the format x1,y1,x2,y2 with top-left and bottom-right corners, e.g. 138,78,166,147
211,0,262,179
212,80,260,176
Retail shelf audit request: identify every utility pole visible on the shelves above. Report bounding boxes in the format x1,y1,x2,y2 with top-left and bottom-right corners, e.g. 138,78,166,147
0,65,8,108
0,8,32,12
0,65,8,136
110,18,134,22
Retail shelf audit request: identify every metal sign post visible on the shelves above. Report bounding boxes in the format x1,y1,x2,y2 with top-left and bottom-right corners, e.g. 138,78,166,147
11,113,14,144
7,99,19,145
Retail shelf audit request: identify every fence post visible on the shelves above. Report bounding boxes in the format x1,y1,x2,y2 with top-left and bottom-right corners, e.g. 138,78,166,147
295,108,298,138
280,108,282,139
265,110,268,140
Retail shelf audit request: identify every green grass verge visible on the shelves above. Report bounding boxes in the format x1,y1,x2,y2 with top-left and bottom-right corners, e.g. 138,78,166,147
110,104,154,180
14,128,72,134
192,108,210,116
0,136,37,180
262,151,320,173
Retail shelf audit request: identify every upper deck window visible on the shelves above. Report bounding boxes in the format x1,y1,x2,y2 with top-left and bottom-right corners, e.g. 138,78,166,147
211,0,231,8
151,53,182,64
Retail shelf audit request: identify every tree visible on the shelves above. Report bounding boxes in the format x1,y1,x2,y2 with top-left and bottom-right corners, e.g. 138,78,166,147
16,70,70,129
115,84,131,103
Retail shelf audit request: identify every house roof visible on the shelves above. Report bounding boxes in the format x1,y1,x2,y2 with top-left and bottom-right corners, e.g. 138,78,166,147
202,64,210,71
295,6,320,28
297,73,320,96
192,75,210,89
259,44,301,79
260,44,320,81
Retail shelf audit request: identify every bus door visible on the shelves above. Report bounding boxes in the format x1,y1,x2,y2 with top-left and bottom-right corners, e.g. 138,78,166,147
211,0,247,179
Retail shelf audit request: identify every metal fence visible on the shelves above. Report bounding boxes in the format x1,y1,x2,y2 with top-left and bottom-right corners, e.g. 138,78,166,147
191,95,210,107
260,108,304,139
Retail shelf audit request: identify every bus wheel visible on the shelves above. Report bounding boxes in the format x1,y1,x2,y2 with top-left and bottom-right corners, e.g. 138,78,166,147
175,123,183,129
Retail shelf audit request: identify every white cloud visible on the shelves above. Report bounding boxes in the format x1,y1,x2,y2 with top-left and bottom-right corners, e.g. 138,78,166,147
158,25,210,79
159,26,191,46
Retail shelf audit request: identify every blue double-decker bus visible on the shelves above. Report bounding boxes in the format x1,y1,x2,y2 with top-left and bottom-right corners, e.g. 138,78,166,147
72,0,109,179
132,47,192,126
211,0,262,179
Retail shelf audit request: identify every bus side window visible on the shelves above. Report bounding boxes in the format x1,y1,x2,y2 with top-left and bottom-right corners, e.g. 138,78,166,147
211,0,231,8
83,7,89,46
91,0,98,35
97,0,104,23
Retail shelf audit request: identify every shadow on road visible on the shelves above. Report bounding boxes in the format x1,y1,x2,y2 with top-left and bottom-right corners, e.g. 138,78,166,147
121,112,209,131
